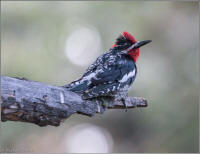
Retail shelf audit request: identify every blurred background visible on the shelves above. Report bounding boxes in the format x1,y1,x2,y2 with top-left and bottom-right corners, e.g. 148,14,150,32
1,1,199,153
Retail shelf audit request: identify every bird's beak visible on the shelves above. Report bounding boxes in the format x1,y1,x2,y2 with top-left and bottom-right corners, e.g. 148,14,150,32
133,40,152,49
121,40,152,54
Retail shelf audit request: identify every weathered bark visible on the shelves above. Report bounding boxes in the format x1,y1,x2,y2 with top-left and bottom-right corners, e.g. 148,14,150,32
1,76,147,127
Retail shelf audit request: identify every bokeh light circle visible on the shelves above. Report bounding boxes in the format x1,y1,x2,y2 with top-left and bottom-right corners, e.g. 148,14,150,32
63,123,113,153
65,27,101,66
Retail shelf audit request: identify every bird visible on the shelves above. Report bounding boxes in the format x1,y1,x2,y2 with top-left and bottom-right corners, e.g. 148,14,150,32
64,31,151,104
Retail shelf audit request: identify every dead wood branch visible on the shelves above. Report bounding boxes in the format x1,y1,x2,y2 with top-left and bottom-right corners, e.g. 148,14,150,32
1,76,147,127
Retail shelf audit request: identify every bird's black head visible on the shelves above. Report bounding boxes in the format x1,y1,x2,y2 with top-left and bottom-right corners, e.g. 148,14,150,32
112,32,135,50
112,31,151,62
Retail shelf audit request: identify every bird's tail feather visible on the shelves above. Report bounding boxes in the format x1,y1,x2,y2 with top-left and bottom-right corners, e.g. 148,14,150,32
63,79,89,93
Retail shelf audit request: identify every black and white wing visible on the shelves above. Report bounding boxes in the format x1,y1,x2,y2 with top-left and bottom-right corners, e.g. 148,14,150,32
82,54,137,99
64,53,137,99
64,51,111,91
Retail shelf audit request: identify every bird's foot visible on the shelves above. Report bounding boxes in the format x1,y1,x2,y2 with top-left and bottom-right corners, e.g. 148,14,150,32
102,101,109,108
121,98,128,112
114,96,128,111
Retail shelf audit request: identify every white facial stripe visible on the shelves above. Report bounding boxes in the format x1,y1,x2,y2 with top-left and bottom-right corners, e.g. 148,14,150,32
127,43,136,51
119,69,136,83
121,42,139,54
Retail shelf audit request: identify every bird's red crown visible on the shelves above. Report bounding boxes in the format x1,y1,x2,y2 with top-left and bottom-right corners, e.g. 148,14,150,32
123,31,137,43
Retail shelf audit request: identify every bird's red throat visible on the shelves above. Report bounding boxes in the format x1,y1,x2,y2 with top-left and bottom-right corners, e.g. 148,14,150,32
123,31,140,62
128,48,140,63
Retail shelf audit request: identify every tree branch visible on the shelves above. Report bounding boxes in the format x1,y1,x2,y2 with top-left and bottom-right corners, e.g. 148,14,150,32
1,76,148,127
